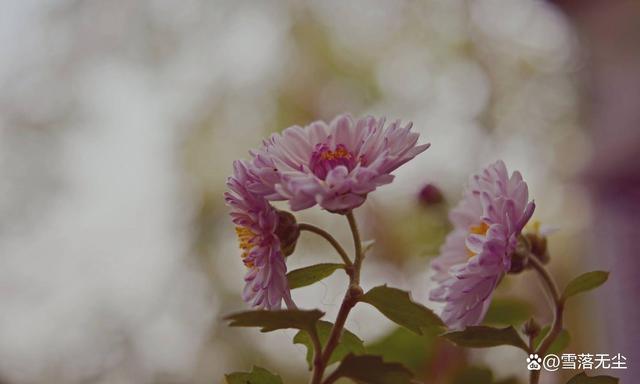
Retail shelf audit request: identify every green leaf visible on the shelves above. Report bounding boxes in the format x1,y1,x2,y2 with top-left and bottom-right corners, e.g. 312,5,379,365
532,326,571,354
567,372,619,384
293,320,365,370
562,271,609,300
443,326,529,351
225,309,323,333
329,354,413,384
360,285,444,334
367,326,439,373
286,263,344,289
484,298,533,326
225,366,283,384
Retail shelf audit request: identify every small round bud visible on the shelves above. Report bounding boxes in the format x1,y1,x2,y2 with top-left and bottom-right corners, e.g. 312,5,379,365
418,183,444,206
275,210,300,256
526,233,550,264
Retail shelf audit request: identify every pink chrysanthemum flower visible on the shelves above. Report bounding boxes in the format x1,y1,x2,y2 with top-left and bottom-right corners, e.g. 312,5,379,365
248,114,430,213
225,160,295,310
429,161,535,329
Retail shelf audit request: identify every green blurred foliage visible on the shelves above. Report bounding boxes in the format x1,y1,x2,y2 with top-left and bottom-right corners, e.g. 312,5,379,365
369,204,450,265
483,298,533,327
367,327,439,374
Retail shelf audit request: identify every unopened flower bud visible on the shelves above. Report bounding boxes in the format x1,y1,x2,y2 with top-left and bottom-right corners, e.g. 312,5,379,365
418,183,444,206
526,233,550,264
275,210,299,256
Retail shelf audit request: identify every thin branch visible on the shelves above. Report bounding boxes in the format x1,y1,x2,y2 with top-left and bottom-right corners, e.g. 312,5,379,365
308,325,323,377
528,256,565,384
346,211,363,284
310,211,364,384
528,256,561,303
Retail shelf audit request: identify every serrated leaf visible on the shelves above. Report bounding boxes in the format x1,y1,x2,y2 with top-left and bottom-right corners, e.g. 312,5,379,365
293,320,365,370
532,326,571,354
563,271,609,300
484,298,533,326
329,354,413,384
443,326,528,351
287,263,344,289
360,285,444,334
567,372,619,384
225,366,283,384
225,309,323,333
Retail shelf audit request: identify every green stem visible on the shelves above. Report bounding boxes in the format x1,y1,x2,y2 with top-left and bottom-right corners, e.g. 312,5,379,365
346,211,363,284
528,256,561,303
528,256,565,384
299,223,353,266
310,211,364,384
308,326,323,380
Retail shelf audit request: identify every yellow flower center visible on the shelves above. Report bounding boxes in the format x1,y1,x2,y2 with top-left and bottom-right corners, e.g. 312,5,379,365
466,221,489,258
528,220,541,235
235,226,257,268
469,221,490,235
320,145,353,161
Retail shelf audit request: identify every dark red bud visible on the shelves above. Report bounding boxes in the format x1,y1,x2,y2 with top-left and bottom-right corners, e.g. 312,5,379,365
418,183,444,206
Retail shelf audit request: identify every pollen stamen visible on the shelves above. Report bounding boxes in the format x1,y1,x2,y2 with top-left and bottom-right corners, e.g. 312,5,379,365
309,143,357,180
320,145,353,161
466,221,490,257
235,226,258,267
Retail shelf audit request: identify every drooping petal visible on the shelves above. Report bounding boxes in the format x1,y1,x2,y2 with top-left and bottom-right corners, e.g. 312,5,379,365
429,161,535,329
225,160,294,310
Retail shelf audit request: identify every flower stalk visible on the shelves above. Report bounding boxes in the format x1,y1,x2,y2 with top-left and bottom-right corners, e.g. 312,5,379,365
310,211,364,384
528,255,565,384
299,223,353,266
346,211,363,285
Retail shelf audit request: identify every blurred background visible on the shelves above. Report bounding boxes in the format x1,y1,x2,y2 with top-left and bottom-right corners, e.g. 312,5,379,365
0,0,638,383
